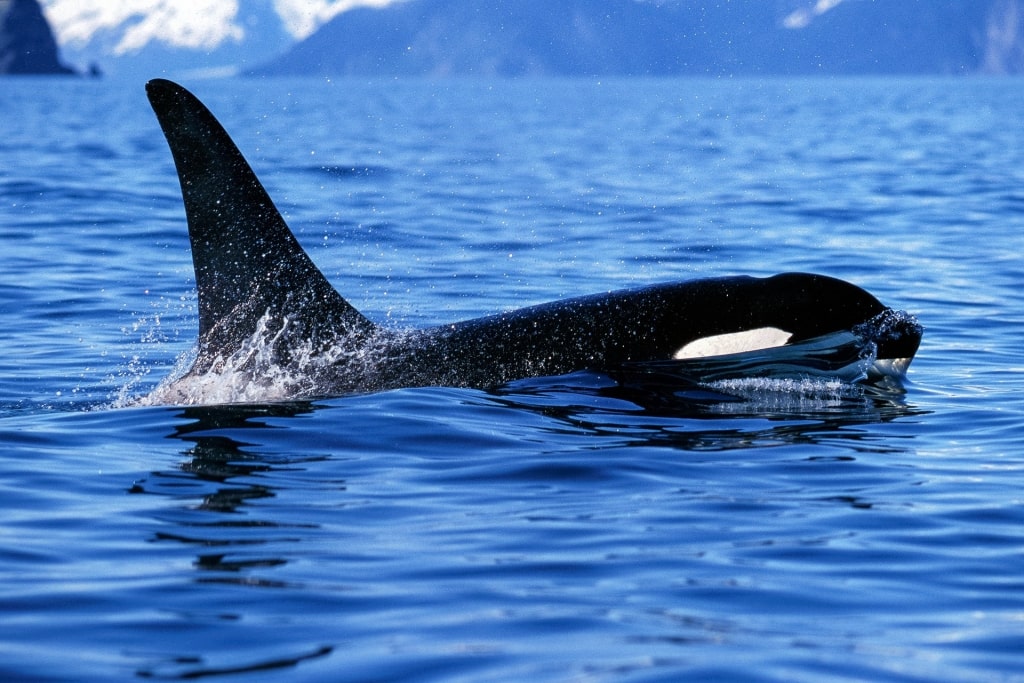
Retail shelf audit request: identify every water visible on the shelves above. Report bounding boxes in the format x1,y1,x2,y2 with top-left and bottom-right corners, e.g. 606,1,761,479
2,75,1023,681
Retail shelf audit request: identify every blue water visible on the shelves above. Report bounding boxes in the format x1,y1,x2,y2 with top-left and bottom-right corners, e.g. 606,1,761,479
2,76,1023,681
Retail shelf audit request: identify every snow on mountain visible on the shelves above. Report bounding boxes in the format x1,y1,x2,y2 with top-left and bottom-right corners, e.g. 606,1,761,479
273,0,397,40
38,0,399,78
45,1,243,54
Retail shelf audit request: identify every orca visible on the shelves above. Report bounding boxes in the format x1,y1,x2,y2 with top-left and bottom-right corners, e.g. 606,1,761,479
143,79,921,405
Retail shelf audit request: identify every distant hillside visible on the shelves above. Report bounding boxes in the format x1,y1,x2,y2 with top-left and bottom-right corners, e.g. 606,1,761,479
0,0,76,74
250,0,1024,77
40,0,395,81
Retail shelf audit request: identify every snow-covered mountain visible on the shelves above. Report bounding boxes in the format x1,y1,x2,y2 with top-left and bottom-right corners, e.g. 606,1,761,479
254,0,1024,77
39,0,398,78
35,0,1024,79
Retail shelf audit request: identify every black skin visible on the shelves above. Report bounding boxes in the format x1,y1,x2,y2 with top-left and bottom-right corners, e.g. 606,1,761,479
145,79,920,398
374,273,887,390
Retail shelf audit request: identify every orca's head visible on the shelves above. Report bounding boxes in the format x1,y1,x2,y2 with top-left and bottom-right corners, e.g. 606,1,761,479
671,273,921,380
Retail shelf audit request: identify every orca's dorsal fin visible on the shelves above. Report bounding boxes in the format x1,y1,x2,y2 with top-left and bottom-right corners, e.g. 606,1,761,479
146,79,376,369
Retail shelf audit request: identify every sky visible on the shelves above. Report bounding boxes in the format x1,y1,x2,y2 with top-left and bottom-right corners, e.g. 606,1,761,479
41,0,399,54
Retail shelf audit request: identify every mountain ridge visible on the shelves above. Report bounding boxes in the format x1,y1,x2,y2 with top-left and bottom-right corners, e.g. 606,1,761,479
16,0,1024,79
252,0,1024,77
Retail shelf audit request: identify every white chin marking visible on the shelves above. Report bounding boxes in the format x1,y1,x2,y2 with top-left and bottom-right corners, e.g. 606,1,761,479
674,327,793,360
870,357,913,379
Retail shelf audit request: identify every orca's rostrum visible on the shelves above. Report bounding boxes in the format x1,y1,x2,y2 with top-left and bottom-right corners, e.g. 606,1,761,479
144,79,921,405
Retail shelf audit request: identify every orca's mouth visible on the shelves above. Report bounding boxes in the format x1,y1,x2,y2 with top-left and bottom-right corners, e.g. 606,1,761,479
856,308,923,373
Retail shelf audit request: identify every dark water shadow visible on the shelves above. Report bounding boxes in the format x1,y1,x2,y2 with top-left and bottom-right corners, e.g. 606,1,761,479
132,402,322,569
141,378,930,541
487,370,930,454
134,644,334,680
125,402,339,679
168,401,320,486
150,376,930,487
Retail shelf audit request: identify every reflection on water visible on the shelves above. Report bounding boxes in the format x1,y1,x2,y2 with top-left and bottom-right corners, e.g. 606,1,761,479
171,402,319,488
136,383,930,587
133,404,319,582
129,402,335,679
137,384,928,576
126,384,930,679
152,384,927,503
493,371,927,453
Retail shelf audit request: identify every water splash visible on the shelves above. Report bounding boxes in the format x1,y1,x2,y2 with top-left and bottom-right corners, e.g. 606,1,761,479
136,310,408,406
709,375,860,396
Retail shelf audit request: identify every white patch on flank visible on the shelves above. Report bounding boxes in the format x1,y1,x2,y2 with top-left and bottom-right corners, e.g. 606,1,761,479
674,327,792,360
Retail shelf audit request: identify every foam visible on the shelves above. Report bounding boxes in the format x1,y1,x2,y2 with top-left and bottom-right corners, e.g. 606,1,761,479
137,311,403,406
707,375,863,400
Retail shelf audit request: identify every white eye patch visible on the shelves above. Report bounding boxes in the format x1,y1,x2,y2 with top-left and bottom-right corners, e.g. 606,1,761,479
674,327,793,360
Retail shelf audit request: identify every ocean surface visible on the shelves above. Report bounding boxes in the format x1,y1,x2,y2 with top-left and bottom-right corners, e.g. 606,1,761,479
1,76,1023,681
